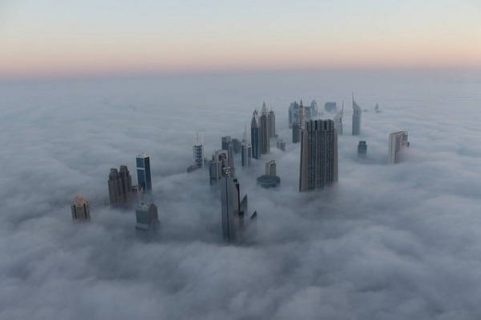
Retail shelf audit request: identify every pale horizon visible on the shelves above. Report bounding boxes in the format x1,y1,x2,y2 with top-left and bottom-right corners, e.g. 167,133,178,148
2,0,481,79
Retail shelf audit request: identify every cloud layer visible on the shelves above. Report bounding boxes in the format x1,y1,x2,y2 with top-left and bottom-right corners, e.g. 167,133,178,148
1,70,481,319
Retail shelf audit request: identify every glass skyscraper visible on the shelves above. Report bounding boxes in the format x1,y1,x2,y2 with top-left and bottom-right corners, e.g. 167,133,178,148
136,153,152,192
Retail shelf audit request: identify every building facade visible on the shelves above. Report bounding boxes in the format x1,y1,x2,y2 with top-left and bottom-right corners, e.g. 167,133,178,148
108,165,133,207
268,109,276,138
135,202,159,232
352,95,362,136
209,149,230,185
71,196,91,222
388,131,409,163
299,119,338,192
259,103,270,154
251,111,260,159
357,140,367,158
136,153,152,193
265,160,277,176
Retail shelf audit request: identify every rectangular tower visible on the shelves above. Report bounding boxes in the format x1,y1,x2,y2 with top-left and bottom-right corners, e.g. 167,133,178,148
352,96,362,136
299,120,338,192
388,131,409,163
136,153,152,193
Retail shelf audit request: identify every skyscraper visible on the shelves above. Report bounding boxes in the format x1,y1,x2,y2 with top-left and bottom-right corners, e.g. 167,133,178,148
276,139,286,151
251,111,260,159
358,141,367,158
220,167,256,243
135,202,159,232
209,149,229,185
193,133,204,169
108,165,133,207
299,119,338,192
334,102,344,135
71,196,90,222
292,123,300,143
221,136,232,151
268,109,276,138
259,103,270,154
388,131,409,163
352,94,362,136
241,141,252,168
136,153,152,193
288,100,318,128
221,136,235,173
265,160,276,176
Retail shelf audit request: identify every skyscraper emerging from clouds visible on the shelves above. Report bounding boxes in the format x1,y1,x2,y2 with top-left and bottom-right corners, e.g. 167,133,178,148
388,131,409,163
220,167,256,243
241,129,252,167
108,165,133,207
268,109,276,138
334,102,344,135
136,153,152,193
352,94,362,136
251,111,260,159
299,120,338,192
209,149,230,185
193,133,204,169
135,202,159,232
71,196,91,222
259,103,270,154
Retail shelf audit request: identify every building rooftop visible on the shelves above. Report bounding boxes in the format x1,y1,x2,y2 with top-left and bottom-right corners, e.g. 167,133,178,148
256,175,281,188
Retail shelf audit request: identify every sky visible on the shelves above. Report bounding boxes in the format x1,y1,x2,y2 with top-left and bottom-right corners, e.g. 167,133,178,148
1,70,481,319
1,0,481,78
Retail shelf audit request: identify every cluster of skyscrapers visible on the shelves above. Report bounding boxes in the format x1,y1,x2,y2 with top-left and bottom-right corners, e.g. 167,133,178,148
70,95,408,244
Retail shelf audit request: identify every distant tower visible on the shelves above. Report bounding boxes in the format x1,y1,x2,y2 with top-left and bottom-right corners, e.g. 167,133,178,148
299,120,338,192
136,153,152,193
352,94,362,136
108,165,133,207
324,102,337,113
221,136,235,173
71,196,91,222
265,160,277,176
276,139,286,151
259,102,270,154
388,131,409,163
193,133,204,169
231,138,241,154
135,202,159,232
209,150,230,185
334,101,344,135
241,129,252,167
251,111,260,159
268,109,276,138
292,123,300,143
299,100,305,130
357,141,367,158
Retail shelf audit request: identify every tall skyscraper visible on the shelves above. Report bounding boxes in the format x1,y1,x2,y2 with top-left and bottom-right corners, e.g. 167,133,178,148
289,100,318,128
388,131,409,164
136,153,152,193
241,141,252,168
357,141,367,158
221,136,232,151
108,165,133,207
221,136,235,173
352,94,362,136
251,111,260,159
259,103,270,154
209,149,230,185
220,167,256,243
193,133,204,169
292,123,300,143
334,102,344,135
135,202,159,232
71,196,91,222
268,109,276,138
299,119,338,192
265,160,276,176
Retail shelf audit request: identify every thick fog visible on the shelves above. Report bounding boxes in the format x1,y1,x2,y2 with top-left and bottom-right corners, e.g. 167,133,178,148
1,70,481,319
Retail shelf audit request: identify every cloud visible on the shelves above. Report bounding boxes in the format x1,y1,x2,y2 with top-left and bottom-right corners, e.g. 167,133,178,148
1,70,481,319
